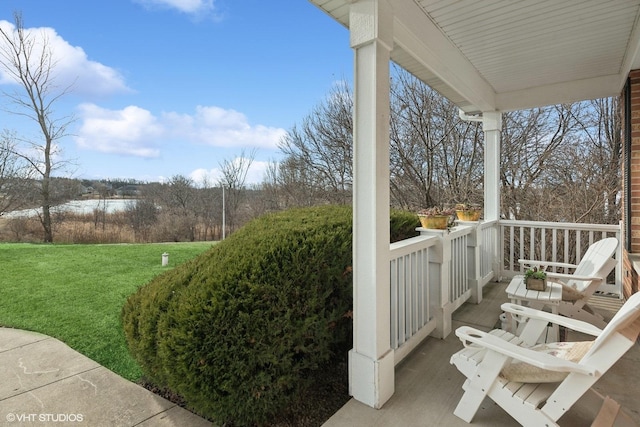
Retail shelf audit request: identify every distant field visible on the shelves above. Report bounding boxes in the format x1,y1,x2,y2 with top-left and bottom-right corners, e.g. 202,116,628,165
0,242,214,380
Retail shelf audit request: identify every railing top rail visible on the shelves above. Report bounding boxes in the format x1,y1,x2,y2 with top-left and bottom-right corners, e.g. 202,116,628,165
446,224,474,239
498,220,620,232
390,234,439,255
477,219,499,228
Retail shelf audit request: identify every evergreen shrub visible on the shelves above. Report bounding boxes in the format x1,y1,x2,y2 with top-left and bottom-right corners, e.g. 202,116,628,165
121,205,419,425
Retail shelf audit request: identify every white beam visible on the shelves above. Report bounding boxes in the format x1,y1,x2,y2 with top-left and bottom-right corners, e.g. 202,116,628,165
349,0,395,409
388,0,496,113
495,74,622,112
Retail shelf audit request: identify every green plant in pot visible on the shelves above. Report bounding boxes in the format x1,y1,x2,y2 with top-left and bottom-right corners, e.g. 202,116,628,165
524,266,547,291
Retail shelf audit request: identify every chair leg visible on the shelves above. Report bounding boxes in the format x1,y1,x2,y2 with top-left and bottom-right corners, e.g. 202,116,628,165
453,380,489,422
452,352,509,422
592,396,620,427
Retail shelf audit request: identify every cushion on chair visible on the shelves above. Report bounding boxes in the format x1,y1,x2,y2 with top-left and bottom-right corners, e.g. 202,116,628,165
500,341,593,383
561,283,585,301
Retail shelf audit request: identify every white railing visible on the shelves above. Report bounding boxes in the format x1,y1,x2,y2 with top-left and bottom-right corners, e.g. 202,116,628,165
389,222,497,365
499,220,622,295
478,220,499,285
389,235,440,364
388,218,621,366
448,228,470,305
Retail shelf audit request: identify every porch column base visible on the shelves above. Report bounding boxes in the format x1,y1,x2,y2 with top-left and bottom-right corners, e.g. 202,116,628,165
430,302,454,339
469,278,482,304
349,349,395,408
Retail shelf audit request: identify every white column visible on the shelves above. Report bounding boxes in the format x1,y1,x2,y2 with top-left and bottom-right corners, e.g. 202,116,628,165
482,112,502,221
483,112,502,279
348,0,395,409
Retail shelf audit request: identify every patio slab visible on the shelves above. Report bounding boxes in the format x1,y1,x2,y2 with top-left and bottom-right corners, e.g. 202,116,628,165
0,327,212,427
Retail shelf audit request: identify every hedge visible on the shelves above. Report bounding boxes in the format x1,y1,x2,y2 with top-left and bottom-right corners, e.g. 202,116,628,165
121,205,419,425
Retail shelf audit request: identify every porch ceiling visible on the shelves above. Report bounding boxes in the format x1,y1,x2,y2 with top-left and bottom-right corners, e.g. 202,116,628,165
310,0,640,113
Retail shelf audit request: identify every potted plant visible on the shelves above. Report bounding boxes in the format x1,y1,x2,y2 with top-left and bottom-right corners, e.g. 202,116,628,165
455,203,482,221
417,207,455,230
524,266,547,291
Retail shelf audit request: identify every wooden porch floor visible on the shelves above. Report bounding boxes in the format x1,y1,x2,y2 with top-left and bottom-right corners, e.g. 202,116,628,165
323,281,640,426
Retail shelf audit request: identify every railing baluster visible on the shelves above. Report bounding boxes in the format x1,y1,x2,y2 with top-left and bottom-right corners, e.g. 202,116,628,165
577,232,582,262
411,251,417,335
552,228,557,268
390,258,398,349
422,248,429,326
564,229,569,265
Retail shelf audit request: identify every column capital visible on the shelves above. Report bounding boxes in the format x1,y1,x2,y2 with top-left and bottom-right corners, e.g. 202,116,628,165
482,111,502,132
350,0,393,50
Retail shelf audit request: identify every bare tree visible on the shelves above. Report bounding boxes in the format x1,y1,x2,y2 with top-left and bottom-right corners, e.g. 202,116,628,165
0,129,32,215
195,174,222,240
500,105,584,221
389,69,484,210
218,149,255,233
0,12,75,242
256,160,283,212
168,175,198,241
567,97,622,224
124,199,158,242
278,81,353,205
274,68,621,230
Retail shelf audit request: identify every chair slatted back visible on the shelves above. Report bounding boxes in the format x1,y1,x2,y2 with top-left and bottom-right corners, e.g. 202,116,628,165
586,291,640,358
567,238,618,292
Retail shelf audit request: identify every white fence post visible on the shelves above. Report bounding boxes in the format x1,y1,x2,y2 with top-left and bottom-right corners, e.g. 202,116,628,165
464,222,482,304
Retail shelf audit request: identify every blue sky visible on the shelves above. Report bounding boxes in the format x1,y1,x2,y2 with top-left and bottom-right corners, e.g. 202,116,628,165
0,0,351,184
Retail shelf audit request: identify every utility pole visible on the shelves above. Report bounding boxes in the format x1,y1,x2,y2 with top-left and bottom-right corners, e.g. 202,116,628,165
222,185,225,240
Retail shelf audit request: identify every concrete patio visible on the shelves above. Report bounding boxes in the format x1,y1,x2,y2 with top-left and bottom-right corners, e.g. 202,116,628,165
324,281,640,427
0,328,212,427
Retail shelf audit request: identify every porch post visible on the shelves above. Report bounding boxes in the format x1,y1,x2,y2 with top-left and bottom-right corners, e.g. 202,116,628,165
483,112,502,278
482,112,502,221
348,0,395,409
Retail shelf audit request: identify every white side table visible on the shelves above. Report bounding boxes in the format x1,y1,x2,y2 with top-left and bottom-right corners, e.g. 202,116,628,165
505,275,563,342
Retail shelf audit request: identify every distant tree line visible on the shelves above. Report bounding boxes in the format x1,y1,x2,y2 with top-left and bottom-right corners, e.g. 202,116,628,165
270,67,621,225
0,62,620,243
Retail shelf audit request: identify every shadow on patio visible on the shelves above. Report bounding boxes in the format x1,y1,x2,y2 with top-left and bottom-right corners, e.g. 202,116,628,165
324,281,640,426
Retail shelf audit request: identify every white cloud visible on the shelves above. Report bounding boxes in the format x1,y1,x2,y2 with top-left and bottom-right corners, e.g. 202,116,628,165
75,104,164,157
189,167,222,185
0,21,131,97
189,159,270,186
134,0,218,16
164,106,286,150
75,104,286,159
245,160,270,185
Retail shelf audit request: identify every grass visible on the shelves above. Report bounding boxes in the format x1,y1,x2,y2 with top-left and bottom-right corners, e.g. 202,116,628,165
0,242,213,381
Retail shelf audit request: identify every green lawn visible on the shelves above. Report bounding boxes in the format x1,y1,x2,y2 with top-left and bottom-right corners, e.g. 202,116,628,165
0,242,213,381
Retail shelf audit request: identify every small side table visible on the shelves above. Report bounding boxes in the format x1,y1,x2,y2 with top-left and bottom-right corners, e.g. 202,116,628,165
505,275,563,342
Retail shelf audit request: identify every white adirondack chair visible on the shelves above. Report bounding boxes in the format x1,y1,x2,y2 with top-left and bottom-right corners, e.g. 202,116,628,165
450,292,640,426
519,237,618,328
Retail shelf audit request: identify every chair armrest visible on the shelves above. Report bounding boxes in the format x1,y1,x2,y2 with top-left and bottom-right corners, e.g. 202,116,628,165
455,326,599,376
518,259,578,269
545,271,605,282
501,303,603,336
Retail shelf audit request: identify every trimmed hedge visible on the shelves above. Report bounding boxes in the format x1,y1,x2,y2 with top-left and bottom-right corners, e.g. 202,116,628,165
121,205,419,426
